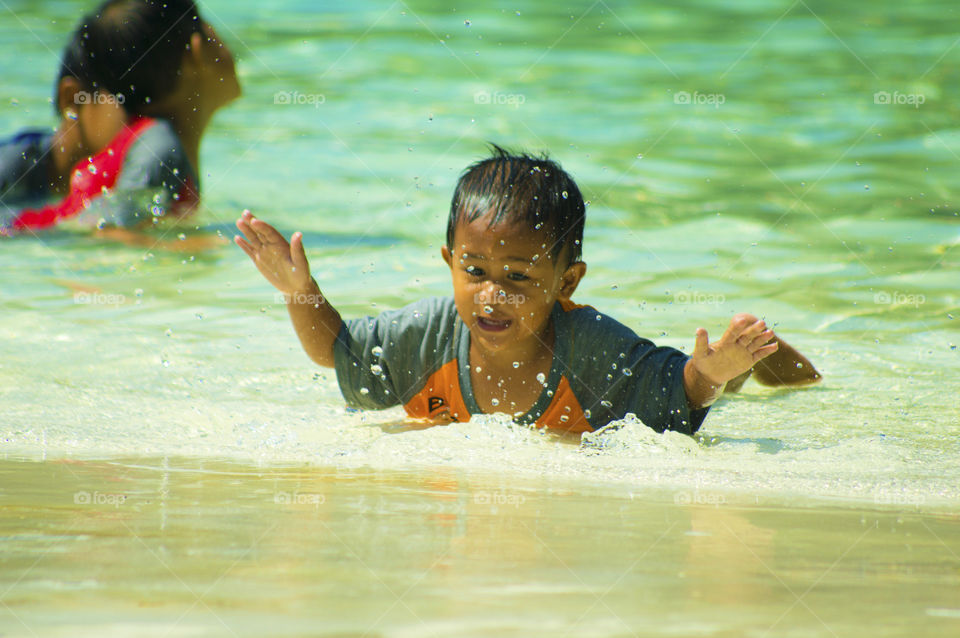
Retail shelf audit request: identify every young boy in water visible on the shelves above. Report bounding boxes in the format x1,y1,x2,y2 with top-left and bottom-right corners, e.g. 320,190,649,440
235,147,819,435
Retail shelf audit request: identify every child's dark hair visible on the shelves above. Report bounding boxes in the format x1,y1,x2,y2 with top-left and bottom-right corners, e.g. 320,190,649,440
447,144,586,266
55,0,203,114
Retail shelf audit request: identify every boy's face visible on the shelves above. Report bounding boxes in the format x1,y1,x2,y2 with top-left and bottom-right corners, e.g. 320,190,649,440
442,211,586,360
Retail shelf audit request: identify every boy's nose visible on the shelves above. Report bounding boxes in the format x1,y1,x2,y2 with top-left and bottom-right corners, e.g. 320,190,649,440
478,280,506,303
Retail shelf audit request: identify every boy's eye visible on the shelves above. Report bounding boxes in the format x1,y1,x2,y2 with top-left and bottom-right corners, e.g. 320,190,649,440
507,271,529,282
465,265,484,277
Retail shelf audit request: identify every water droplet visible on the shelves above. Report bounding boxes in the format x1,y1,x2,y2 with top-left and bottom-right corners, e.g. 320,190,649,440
359,387,370,395
864,185,870,190
512,361,520,369
475,366,482,373
584,409,592,419
622,368,633,376
561,190,568,199
560,415,569,422
491,398,500,406
371,346,383,357
87,163,97,174
601,400,612,408
370,364,383,375
483,305,493,314
796,362,804,369
536,372,546,385
464,19,471,26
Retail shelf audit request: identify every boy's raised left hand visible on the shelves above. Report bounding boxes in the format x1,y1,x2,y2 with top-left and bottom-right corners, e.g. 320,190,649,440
689,313,779,388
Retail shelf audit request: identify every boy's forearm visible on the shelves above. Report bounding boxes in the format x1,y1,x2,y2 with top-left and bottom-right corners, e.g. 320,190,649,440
285,278,342,368
683,359,725,409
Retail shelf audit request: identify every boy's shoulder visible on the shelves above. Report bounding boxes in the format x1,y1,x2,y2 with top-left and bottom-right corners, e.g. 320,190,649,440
556,298,647,345
369,295,457,320
334,296,461,407
345,295,459,338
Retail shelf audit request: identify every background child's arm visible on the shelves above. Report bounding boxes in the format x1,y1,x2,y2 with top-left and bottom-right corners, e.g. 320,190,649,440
683,314,778,408
235,210,342,368
93,227,228,252
725,335,821,392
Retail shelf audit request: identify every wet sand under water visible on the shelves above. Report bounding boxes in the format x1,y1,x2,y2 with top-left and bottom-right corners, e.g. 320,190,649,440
1,456,958,637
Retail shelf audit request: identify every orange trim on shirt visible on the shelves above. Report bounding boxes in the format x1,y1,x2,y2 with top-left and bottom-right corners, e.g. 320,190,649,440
558,297,590,312
535,375,592,434
404,359,471,423
403,301,598,434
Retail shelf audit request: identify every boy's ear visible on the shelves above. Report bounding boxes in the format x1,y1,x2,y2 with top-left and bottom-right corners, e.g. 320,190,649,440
185,31,205,69
558,261,587,301
57,76,83,117
441,244,453,268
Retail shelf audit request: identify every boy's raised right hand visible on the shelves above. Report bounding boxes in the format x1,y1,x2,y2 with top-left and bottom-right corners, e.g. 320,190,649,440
234,209,312,295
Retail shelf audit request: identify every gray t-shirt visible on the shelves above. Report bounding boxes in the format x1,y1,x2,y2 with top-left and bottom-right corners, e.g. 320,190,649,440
334,296,709,434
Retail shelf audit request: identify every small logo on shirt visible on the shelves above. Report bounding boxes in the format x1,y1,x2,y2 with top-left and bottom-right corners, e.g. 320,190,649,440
428,396,446,412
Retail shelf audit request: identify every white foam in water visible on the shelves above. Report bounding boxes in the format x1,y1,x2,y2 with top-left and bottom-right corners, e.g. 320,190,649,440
3,388,958,510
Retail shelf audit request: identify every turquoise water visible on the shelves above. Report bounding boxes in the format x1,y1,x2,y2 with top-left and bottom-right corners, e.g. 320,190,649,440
1,0,959,635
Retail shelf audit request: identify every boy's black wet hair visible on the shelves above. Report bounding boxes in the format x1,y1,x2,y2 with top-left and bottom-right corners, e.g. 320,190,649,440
55,0,203,114
447,144,586,266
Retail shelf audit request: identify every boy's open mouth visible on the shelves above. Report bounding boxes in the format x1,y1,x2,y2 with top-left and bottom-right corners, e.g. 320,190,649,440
477,316,511,332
